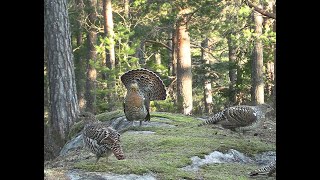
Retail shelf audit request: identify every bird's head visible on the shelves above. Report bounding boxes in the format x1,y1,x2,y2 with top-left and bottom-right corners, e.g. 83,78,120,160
258,103,274,113
129,82,139,92
77,111,96,123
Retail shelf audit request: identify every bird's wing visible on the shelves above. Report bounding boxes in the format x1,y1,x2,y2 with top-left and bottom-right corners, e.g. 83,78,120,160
224,106,257,127
84,124,112,146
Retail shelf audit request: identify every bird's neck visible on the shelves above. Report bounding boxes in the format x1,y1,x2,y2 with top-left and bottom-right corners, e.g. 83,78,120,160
84,119,97,125
252,106,265,119
126,89,144,106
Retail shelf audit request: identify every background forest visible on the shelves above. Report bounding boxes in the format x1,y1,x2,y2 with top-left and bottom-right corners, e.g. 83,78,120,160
44,0,276,161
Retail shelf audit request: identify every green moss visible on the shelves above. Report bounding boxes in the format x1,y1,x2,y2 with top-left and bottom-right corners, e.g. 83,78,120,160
68,121,84,139
74,112,276,179
199,163,275,180
96,110,125,122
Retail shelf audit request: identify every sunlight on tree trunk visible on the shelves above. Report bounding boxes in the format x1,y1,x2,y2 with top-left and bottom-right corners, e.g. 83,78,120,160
102,0,117,111
155,49,161,72
176,9,193,115
124,0,129,19
103,0,115,70
251,2,264,105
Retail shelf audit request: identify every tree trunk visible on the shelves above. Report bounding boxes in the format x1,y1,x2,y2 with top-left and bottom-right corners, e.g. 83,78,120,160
264,0,275,99
85,0,98,114
201,38,213,114
272,3,276,109
168,31,174,75
266,61,274,96
76,31,86,112
75,0,83,47
251,2,264,105
76,32,86,112
155,49,161,72
44,40,49,119
124,0,129,19
176,10,193,115
136,41,146,66
74,0,86,112
102,0,116,111
44,0,79,157
236,65,244,105
103,0,115,70
172,28,178,76
227,34,238,105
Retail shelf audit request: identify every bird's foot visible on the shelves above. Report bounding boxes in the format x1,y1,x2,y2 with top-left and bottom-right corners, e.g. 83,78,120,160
95,158,100,164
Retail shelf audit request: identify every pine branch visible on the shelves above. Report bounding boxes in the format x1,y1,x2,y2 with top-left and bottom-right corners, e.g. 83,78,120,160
245,0,276,19
144,40,172,51
190,43,222,62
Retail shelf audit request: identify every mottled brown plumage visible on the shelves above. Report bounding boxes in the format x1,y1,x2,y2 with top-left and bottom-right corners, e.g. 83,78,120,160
198,104,273,132
121,68,166,126
79,112,125,163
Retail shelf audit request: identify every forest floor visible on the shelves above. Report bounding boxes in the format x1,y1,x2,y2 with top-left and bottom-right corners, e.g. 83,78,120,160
44,111,276,180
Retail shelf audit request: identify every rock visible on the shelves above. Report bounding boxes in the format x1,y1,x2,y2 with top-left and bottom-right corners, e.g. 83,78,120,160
254,151,276,166
60,134,84,156
182,149,275,172
59,114,173,158
67,170,157,180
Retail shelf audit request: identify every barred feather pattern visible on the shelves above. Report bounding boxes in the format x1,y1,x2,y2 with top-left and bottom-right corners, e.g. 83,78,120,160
83,124,125,161
249,160,276,176
121,68,166,101
80,112,125,162
121,68,166,125
198,104,273,132
123,83,149,122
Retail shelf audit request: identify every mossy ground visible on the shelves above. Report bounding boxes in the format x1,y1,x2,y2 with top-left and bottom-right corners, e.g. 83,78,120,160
74,112,275,180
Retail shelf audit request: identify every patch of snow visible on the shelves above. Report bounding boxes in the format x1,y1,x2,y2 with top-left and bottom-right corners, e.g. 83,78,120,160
182,149,275,171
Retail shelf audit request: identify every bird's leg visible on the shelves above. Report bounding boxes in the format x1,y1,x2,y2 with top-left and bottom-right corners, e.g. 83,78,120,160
268,168,276,176
139,120,142,126
234,127,246,138
211,125,225,130
95,155,101,164
237,131,244,138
